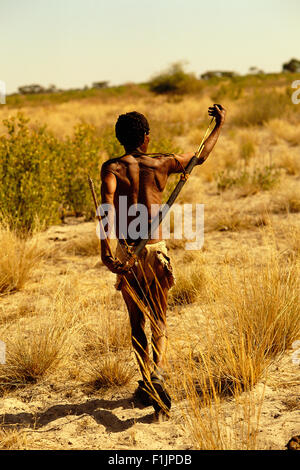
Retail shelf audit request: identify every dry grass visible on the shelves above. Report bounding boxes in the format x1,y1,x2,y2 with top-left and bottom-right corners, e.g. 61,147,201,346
81,312,131,356
63,232,101,256
0,319,72,391
287,227,300,258
84,353,135,390
169,253,209,305
176,368,265,450
231,91,293,127
267,119,300,147
0,224,46,294
206,207,254,232
167,247,299,449
271,184,300,214
273,146,300,176
0,427,28,450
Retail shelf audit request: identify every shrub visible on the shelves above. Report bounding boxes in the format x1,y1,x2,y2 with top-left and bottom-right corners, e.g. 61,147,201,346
148,62,202,95
0,115,104,231
61,122,102,218
216,165,280,194
282,58,300,73
0,114,62,232
100,126,123,159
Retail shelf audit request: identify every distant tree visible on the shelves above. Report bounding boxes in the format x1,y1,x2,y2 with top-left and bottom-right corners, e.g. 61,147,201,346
282,58,300,73
92,81,109,89
248,66,264,75
18,84,46,94
149,62,200,94
200,70,239,80
47,84,58,93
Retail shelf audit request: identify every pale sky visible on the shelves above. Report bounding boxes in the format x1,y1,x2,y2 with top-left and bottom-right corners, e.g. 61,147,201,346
1,0,299,94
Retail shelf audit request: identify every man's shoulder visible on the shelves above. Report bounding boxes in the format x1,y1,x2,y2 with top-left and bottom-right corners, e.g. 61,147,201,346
143,153,176,167
102,157,120,167
101,157,121,173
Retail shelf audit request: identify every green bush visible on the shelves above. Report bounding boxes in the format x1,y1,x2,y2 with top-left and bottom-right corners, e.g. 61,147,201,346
61,122,102,219
100,126,123,159
211,82,243,102
0,115,104,232
148,62,202,95
0,114,62,233
216,165,280,193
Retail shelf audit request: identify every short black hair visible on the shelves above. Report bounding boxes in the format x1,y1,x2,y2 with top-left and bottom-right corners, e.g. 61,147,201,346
115,111,150,150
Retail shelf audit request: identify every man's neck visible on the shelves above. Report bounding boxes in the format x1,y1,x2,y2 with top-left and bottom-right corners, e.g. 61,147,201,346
125,147,144,156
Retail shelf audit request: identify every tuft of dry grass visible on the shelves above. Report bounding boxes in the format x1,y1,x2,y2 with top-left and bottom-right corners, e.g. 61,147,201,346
0,427,28,450
238,133,257,163
84,353,135,390
169,253,209,306
0,224,46,294
288,227,300,259
63,232,101,257
0,320,72,391
207,208,253,232
80,311,131,356
267,119,300,147
271,184,300,214
273,146,300,176
178,371,265,450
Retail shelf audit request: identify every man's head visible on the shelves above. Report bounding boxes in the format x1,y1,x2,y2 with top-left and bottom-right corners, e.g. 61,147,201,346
115,111,150,152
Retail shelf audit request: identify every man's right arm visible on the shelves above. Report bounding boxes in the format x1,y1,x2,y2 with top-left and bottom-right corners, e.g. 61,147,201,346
100,164,133,274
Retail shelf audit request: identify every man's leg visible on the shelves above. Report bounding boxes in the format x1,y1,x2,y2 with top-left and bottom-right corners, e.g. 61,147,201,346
121,277,151,383
148,274,169,376
146,273,172,418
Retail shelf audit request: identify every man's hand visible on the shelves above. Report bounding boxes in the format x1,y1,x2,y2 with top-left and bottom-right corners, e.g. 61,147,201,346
208,104,226,126
102,255,135,275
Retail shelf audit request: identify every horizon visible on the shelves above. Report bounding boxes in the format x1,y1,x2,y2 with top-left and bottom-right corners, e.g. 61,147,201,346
1,0,300,94
5,67,295,97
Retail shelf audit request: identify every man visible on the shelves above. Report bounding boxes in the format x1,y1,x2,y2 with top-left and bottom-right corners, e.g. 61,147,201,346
100,105,226,417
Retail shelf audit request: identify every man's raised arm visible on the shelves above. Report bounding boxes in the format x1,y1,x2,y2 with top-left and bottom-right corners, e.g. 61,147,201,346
168,104,226,173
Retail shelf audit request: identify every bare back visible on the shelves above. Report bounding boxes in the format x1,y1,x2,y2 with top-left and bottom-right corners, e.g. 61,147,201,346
101,153,182,243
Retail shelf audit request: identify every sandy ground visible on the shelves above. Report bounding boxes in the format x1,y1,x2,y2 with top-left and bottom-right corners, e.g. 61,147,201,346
0,197,299,450
0,350,299,450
